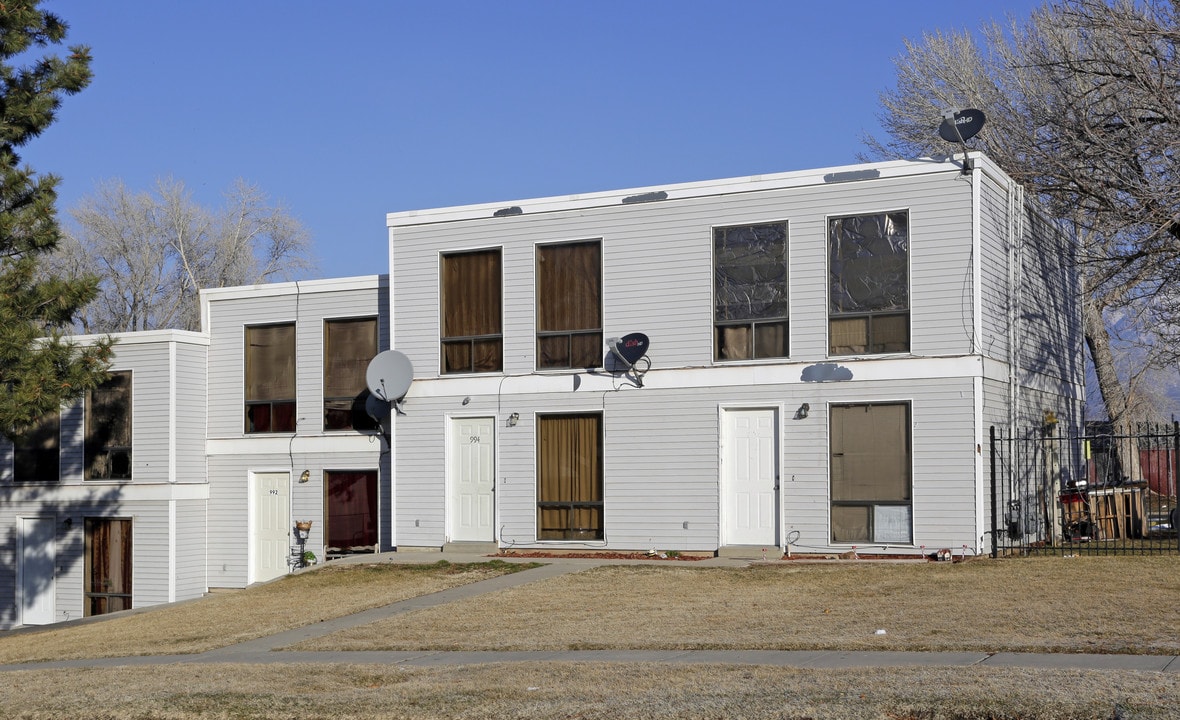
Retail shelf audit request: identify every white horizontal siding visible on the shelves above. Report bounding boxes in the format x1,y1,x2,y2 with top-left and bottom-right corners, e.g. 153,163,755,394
392,171,979,381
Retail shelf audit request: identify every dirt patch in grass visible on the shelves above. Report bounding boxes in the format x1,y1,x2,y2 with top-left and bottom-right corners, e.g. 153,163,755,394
294,556,1180,655
0,560,531,664
0,662,1175,720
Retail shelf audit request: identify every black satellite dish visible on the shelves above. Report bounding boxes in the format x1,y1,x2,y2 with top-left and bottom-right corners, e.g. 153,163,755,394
938,108,986,175
938,108,986,143
611,332,650,367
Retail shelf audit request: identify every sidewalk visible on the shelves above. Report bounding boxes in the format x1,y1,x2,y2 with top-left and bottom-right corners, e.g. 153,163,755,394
3,551,1178,674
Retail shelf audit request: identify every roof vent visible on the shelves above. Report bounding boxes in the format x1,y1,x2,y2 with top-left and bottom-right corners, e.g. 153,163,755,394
493,206,523,217
622,191,667,204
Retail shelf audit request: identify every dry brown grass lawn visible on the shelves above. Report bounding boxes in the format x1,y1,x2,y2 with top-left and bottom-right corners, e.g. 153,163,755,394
293,556,1180,655
0,561,526,664
1,662,1176,720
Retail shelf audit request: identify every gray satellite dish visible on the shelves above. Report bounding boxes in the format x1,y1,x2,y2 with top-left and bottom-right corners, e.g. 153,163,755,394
938,108,987,175
366,350,413,403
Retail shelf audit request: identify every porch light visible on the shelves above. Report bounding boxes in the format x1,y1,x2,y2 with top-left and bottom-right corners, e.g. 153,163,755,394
795,403,810,420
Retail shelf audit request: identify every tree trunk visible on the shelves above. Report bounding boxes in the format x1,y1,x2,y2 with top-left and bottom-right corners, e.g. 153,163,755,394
1083,295,1144,483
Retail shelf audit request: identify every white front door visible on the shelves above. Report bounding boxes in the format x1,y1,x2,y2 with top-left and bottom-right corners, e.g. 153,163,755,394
18,517,56,625
253,472,290,582
722,409,779,546
450,417,495,542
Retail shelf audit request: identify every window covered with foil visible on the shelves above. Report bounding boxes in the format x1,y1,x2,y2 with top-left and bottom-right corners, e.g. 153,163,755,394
828,211,909,355
713,221,789,361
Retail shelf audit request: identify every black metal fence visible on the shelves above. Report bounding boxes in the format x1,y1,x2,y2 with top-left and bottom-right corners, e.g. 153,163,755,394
989,422,1179,556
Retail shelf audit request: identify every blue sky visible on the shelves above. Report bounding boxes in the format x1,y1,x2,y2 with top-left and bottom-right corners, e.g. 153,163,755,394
29,1,1043,280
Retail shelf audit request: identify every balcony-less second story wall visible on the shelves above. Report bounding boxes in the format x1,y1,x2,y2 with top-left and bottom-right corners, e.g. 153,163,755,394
202,276,389,440
0,331,208,486
389,161,982,379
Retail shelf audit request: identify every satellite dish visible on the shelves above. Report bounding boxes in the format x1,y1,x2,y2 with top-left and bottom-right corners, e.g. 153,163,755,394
938,108,986,143
610,332,650,367
365,350,413,402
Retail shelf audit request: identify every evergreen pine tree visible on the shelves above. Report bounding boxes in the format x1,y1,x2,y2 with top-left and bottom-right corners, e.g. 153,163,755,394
0,2,112,433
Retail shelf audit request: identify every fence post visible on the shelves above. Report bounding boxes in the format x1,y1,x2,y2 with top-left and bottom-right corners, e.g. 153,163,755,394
990,425,998,558
1174,421,1179,553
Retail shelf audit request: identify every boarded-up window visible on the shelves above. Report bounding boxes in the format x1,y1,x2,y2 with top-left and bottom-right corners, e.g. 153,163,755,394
537,240,602,369
13,412,60,482
537,413,603,540
245,323,296,433
830,403,911,543
85,371,132,480
84,517,132,617
324,317,378,431
325,470,378,554
828,212,909,355
441,248,503,374
714,222,789,360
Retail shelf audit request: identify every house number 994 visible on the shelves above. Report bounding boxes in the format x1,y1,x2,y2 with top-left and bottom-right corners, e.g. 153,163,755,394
469,436,481,444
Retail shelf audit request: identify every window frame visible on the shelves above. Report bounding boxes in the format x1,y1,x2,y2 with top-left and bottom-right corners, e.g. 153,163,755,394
12,410,61,483
535,239,603,371
324,469,379,555
536,412,605,541
712,220,791,362
85,370,133,481
84,516,133,617
827,210,911,356
440,247,504,375
244,322,297,434
323,316,379,432
829,402,913,545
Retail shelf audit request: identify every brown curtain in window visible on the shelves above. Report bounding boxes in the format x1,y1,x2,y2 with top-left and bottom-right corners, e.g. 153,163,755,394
325,318,377,398
537,414,603,539
537,242,601,332
326,470,378,552
442,249,501,338
245,324,295,401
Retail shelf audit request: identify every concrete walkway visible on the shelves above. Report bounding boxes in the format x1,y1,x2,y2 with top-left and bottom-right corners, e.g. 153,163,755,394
3,551,1178,674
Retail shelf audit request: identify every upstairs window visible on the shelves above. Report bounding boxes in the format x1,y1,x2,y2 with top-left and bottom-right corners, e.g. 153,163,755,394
86,371,132,480
714,221,789,361
828,211,909,355
441,248,503,374
536,240,602,369
13,412,60,482
245,323,296,433
324,317,378,431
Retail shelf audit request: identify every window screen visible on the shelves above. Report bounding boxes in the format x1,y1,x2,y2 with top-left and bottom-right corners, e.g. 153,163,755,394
537,240,602,369
830,403,912,543
714,221,789,360
245,323,296,433
86,371,132,480
324,317,378,430
537,413,604,540
441,249,503,374
828,211,909,354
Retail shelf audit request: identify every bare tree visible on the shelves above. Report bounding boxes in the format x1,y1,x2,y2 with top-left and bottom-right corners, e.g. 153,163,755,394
53,177,315,332
864,0,1180,434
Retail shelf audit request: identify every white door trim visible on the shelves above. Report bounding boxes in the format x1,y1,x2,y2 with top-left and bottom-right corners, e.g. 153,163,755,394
719,406,781,548
249,470,291,584
447,415,497,543
18,516,56,626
